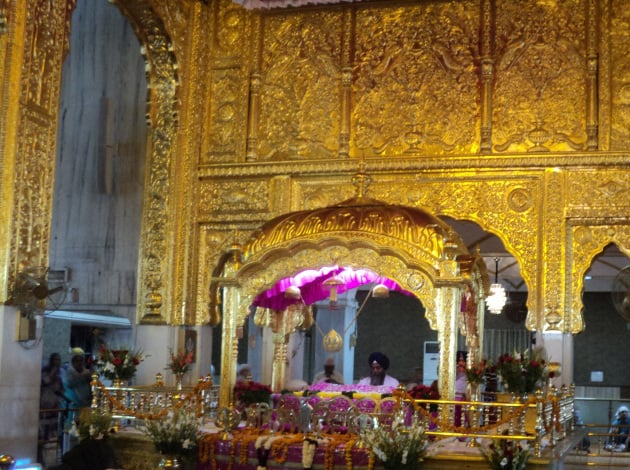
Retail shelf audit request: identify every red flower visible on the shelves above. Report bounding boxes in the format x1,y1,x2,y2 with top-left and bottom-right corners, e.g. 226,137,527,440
167,349,194,374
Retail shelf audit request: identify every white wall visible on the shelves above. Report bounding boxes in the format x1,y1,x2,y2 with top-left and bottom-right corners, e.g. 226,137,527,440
0,306,41,463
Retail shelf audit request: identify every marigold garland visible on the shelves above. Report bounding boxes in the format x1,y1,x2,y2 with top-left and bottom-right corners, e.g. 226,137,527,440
344,438,356,470
269,433,304,463
367,448,376,470
91,376,212,421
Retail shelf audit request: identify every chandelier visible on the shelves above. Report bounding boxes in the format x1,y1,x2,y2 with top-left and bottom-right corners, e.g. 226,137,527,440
486,257,507,315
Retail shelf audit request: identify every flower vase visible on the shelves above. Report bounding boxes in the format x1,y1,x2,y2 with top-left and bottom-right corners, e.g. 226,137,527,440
157,455,182,469
467,382,481,402
174,372,184,390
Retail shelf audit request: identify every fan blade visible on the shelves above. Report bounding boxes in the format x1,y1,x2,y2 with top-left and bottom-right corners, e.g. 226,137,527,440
32,283,49,300
47,285,65,296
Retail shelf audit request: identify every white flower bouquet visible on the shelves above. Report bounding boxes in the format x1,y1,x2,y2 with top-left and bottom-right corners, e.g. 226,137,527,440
141,408,201,457
362,416,426,470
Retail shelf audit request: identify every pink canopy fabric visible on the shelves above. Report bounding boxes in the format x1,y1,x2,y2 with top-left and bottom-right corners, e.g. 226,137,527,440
252,266,412,310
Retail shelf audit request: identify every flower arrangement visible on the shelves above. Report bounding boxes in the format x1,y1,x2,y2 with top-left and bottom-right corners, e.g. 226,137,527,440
233,380,272,406
466,360,489,385
142,408,200,457
408,383,440,401
408,383,440,412
96,345,145,381
495,347,547,395
481,433,531,470
362,418,426,470
167,348,194,374
69,410,114,441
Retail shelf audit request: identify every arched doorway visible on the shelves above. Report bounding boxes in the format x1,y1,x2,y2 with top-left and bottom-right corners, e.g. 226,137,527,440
212,189,489,407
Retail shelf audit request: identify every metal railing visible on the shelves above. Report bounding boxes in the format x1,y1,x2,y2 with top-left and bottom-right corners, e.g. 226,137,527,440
90,373,220,424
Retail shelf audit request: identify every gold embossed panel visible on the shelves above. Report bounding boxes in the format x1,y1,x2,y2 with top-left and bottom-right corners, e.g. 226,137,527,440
257,10,343,160
609,0,630,149
352,1,481,156
493,0,587,152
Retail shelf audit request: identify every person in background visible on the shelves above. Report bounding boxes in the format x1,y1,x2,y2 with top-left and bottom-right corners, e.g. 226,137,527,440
606,405,630,451
574,406,591,452
236,363,252,382
313,357,344,384
454,351,468,428
40,352,65,440
285,378,310,392
63,348,93,409
358,352,399,386
62,348,93,453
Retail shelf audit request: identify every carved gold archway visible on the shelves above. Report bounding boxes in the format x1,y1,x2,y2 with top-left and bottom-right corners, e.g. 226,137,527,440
215,193,489,406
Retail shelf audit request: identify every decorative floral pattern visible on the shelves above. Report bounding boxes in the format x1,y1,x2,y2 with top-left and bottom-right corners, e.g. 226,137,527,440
96,346,145,381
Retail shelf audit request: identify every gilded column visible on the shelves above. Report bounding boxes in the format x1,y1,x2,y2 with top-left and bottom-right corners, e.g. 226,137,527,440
220,257,241,407
113,0,179,324
171,2,207,325
339,67,352,158
436,286,459,403
541,169,565,333
271,328,288,392
1,0,75,287
246,15,262,162
246,73,261,162
479,0,495,152
585,0,598,150
338,7,353,158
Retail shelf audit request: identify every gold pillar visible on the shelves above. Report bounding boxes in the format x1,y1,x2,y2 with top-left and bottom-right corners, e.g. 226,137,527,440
437,285,460,402
219,257,241,407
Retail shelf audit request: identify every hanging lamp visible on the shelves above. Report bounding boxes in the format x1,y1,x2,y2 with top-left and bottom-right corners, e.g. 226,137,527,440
486,257,507,315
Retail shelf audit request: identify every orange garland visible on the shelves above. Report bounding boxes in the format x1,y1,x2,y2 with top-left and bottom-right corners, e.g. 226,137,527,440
344,437,357,470
367,448,375,470
91,377,212,420
269,433,304,463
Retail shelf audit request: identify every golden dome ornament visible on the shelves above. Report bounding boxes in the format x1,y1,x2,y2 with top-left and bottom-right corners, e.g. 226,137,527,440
323,329,343,352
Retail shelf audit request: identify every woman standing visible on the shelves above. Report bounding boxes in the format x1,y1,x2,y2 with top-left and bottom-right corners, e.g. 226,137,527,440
40,352,64,440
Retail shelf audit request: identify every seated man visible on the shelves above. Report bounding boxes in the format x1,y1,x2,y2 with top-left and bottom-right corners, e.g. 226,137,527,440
313,357,344,384
607,405,630,451
358,352,399,387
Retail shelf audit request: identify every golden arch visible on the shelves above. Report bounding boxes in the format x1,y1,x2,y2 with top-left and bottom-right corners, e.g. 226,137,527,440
215,196,489,406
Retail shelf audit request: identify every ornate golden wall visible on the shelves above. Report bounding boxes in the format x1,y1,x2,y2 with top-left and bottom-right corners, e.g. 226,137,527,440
2,0,630,339
0,0,75,298
187,0,629,335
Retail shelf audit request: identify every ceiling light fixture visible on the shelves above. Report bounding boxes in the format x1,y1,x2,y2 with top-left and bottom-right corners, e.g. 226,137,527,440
486,257,507,315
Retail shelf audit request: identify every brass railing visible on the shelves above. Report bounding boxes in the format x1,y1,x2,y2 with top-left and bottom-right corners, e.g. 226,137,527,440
90,373,220,423
88,376,574,458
